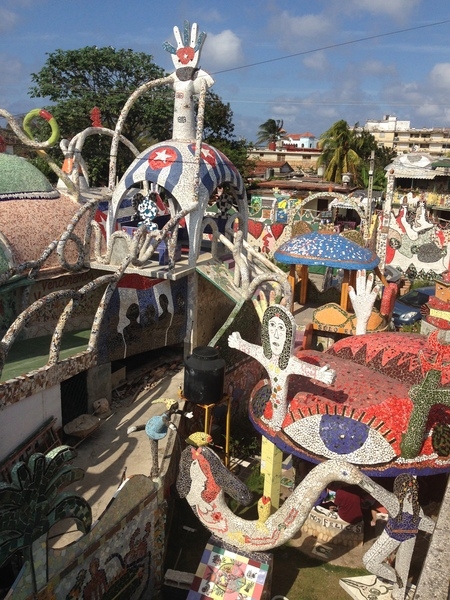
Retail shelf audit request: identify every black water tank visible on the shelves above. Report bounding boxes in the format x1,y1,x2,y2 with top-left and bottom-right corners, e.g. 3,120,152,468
183,346,225,405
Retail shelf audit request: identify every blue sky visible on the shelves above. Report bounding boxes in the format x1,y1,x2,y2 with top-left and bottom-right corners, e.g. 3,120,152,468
2,0,450,142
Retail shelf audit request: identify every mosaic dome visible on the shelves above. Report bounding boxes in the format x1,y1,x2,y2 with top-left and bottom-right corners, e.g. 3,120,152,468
274,231,380,270
0,153,59,200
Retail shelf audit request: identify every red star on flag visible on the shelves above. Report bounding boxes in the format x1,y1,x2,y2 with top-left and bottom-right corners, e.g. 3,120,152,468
94,208,108,237
201,146,216,167
148,147,178,170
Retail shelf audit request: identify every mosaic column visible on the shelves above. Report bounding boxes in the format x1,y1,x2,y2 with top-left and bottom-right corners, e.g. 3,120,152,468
377,168,395,273
260,436,283,510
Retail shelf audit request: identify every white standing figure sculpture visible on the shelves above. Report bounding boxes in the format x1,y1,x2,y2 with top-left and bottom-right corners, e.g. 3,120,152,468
228,304,336,431
163,21,214,141
107,21,248,267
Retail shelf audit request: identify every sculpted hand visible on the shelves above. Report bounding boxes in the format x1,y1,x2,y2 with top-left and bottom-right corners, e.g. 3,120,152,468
228,331,242,349
315,365,336,385
349,269,380,335
253,289,286,322
163,20,206,71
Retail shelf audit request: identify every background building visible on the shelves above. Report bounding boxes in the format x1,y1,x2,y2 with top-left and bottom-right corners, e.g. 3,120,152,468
361,115,450,156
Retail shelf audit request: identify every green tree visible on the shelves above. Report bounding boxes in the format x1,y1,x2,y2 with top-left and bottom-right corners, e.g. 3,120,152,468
211,137,256,180
203,90,235,142
317,119,362,183
29,46,238,185
256,118,287,146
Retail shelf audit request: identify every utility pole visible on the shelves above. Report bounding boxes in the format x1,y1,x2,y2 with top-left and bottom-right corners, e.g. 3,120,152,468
366,150,375,241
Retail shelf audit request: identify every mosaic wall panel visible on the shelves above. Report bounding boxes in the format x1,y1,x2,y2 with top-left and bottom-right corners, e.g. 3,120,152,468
0,351,96,406
385,208,450,278
21,271,104,339
196,275,236,348
97,275,188,363
11,475,166,600
0,287,17,337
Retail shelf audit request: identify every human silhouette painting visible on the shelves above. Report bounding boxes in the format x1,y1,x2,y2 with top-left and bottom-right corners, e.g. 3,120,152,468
123,302,143,357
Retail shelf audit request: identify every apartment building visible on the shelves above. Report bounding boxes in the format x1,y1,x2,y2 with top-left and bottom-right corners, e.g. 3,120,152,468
361,115,450,156
247,146,321,171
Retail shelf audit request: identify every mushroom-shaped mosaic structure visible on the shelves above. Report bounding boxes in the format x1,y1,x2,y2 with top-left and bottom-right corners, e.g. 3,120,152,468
0,153,59,201
107,21,248,267
274,231,383,310
109,142,247,266
247,322,450,477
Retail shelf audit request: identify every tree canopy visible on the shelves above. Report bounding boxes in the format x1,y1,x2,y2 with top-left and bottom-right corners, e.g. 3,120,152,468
318,119,395,188
317,119,362,184
256,119,287,145
28,46,240,185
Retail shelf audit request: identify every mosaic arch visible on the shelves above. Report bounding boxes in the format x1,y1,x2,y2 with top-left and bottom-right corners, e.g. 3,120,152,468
292,192,368,230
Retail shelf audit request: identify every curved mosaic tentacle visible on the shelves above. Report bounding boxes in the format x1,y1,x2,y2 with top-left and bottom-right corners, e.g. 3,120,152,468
177,445,370,551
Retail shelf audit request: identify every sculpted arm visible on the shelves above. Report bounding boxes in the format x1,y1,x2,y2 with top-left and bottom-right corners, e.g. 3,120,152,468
290,357,336,386
228,332,263,360
419,510,435,534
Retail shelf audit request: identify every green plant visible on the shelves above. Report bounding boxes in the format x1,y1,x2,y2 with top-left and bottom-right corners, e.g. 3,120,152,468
228,463,264,515
229,414,262,459
399,322,422,333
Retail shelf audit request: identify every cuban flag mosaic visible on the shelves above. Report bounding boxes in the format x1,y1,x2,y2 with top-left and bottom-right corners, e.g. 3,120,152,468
124,144,184,195
187,143,244,196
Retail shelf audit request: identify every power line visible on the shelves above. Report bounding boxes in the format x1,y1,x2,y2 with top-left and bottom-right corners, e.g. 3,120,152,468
4,18,450,120
212,18,450,75
228,100,450,107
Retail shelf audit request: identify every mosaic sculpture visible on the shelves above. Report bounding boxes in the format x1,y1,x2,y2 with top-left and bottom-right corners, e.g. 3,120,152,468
107,20,249,267
0,446,91,595
312,268,397,336
177,443,434,559
238,298,450,476
228,303,336,431
127,398,192,480
177,443,360,551
362,474,435,600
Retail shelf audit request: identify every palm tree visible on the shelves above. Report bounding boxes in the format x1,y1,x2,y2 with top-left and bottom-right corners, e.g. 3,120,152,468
317,120,361,183
256,119,287,147
0,446,92,595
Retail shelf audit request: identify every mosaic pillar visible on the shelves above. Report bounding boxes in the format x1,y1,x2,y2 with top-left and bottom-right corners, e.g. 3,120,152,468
377,169,394,274
260,436,283,510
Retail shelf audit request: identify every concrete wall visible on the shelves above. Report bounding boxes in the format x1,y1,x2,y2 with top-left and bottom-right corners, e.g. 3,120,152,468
195,275,235,347
0,384,60,462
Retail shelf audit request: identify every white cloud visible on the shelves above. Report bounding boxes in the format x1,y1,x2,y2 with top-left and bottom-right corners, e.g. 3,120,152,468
303,51,328,72
429,63,450,92
269,11,334,51
0,7,18,33
202,30,244,70
360,59,396,77
346,0,420,20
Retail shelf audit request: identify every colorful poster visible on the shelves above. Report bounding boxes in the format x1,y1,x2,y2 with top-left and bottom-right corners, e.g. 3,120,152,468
187,541,269,600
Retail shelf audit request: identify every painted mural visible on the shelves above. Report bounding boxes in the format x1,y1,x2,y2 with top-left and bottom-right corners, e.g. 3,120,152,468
97,275,188,363
8,473,167,600
386,200,450,279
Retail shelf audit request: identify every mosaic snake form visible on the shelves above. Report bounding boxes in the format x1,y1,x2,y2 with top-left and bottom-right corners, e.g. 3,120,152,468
177,445,375,552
